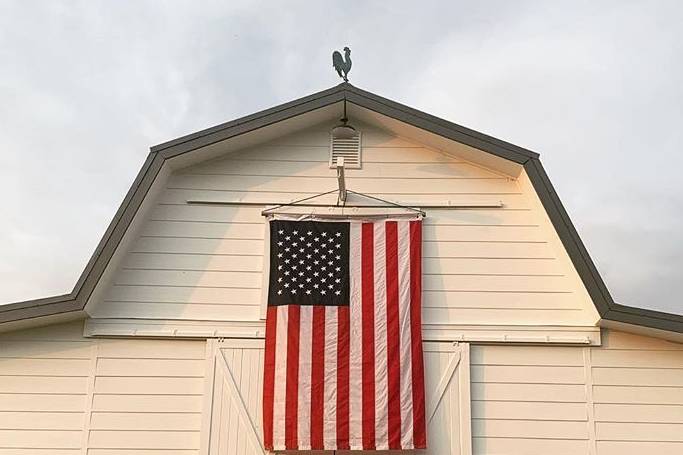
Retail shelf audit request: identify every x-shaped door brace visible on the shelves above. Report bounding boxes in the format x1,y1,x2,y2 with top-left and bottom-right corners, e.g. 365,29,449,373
216,349,266,455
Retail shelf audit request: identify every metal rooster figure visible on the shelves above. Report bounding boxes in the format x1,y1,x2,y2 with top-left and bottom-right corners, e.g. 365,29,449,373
332,47,352,82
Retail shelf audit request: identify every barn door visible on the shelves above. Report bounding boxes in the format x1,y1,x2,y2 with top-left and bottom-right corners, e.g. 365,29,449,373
423,342,472,455
200,339,471,455
201,339,265,455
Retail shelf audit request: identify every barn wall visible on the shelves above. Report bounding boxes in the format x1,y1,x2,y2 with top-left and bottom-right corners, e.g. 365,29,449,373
471,343,590,454
87,337,206,454
591,330,683,455
471,329,683,455
0,321,206,454
88,123,599,328
0,321,681,454
0,321,90,454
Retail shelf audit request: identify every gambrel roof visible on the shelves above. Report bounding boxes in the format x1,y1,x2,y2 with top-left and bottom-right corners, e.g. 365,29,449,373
1,82,681,336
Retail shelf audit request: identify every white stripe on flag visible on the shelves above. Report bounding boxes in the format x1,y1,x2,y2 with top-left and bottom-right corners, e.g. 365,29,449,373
272,305,289,449
398,221,415,448
373,221,389,450
323,305,338,449
348,222,363,449
297,305,313,449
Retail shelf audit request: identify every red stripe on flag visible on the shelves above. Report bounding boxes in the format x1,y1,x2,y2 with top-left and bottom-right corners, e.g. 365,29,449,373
361,222,376,450
385,221,402,449
337,305,350,449
310,305,326,450
262,306,277,450
410,221,426,448
285,305,300,449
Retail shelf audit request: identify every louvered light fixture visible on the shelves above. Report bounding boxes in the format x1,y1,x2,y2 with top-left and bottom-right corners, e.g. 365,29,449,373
330,98,361,168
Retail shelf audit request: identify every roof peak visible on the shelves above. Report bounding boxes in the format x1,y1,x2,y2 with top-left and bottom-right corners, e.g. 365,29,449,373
151,82,539,164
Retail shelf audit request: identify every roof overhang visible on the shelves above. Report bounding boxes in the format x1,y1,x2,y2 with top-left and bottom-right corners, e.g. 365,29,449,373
1,82,681,338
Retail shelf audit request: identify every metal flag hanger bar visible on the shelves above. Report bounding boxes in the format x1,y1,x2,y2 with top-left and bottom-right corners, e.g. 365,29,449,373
186,160,504,213
186,157,504,215
186,199,503,209
259,188,427,217
186,189,504,217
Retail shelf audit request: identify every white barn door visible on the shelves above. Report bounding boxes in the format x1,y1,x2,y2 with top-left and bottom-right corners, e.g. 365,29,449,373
201,339,471,455
423,342,472,455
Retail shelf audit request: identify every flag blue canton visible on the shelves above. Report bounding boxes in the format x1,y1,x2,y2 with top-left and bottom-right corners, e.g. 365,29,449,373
268,220,350,306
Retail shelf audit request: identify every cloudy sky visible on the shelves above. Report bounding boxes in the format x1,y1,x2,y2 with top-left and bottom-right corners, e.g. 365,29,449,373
1,1,681,314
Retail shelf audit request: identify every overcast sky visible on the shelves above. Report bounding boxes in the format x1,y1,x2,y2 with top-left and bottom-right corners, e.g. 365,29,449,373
1,1,681,315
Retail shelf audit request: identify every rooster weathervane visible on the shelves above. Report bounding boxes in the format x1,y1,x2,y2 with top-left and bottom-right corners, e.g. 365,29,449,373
332,47,352,82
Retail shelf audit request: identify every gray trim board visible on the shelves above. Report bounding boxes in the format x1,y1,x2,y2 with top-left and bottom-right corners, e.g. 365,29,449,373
523,158,613,316
524,158,683,334
605,303,683,333
153,86,348,158
344,86,539,164
1,83,681,334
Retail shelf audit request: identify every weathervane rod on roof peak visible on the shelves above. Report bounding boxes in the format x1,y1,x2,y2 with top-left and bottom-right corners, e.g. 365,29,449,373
332,47,352,82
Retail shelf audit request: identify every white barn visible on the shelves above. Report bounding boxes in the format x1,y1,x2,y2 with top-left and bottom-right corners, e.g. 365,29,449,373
1,83,682,455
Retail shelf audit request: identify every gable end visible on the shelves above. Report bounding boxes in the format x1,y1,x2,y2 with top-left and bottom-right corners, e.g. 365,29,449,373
1,83,681,337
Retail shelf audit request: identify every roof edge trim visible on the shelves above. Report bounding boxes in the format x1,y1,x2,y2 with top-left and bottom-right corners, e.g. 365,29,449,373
151,84,349,154
0,151,164,324
343,85,539,163
524,158,682,333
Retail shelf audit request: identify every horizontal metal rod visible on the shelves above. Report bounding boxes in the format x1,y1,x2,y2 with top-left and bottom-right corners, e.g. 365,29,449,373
263,213,423,219
186,200,504,209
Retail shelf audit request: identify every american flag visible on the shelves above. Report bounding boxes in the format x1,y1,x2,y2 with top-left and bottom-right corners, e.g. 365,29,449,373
262,218,426,451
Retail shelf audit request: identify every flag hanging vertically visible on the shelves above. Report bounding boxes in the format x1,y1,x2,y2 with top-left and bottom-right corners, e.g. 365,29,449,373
262,218,426,451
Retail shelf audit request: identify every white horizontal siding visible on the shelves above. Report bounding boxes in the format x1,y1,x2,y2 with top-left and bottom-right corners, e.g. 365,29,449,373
87,431,199,450
90,124,598,327
591,330,683,454
183,158,497,178
1,322,681,454
160,188,530,207
0,321,89,453
471,344,590,455
596,441,683,455
473,437,589,455
169,173,516,194
146,205,538,226
0,322,206,454
472,332,683,455
88,338,205,454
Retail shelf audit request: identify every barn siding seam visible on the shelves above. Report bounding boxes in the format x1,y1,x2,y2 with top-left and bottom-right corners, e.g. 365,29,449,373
583,346,598,455
79,342,97,453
